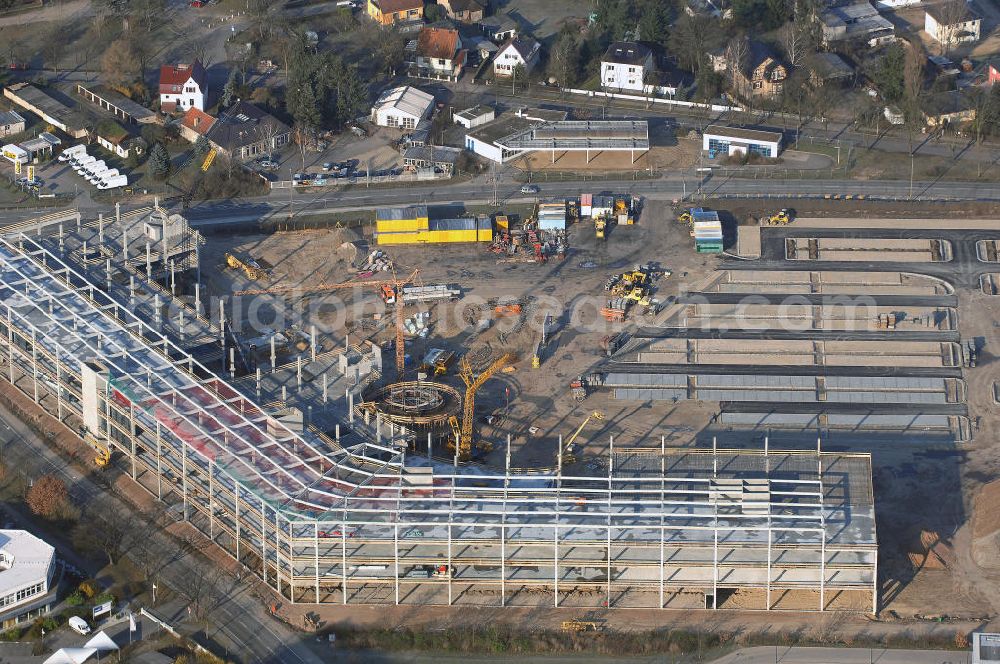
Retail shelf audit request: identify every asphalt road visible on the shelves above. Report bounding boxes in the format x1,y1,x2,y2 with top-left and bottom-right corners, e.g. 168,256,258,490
712,646,971,664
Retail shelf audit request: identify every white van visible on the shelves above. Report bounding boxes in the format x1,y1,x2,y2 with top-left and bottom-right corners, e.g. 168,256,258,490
97,174,128,190
83,160,106,177
91,168,118,185
72,155,96,172
58,145,86,162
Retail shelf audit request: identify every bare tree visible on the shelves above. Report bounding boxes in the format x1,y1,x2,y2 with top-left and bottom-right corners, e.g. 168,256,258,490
903,38,925,110
172,564,229,620
75,505,146,565
934,0,973,54
780,23,808,69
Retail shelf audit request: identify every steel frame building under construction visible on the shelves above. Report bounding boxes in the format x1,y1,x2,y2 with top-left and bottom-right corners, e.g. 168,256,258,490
0,209,878,612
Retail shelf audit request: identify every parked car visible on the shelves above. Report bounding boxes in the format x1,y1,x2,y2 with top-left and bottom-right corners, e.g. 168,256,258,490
520,184,540,194
258,159,278,170
68,616,91,635
321,162,334,171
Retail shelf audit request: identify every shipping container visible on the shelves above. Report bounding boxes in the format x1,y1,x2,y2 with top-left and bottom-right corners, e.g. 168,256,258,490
376,218,429,233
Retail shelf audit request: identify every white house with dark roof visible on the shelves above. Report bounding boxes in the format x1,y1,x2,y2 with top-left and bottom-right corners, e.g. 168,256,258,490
601,42,654,92
493,37,541,77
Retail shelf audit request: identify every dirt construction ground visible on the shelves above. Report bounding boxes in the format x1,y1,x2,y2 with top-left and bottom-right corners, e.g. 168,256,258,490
200,196,1000,636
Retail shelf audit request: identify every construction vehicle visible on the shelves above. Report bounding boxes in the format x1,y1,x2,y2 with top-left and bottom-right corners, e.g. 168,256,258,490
84,432,110,468
570,375,588,401
560,411,604,467
420,348,454,376
225,252,269,280
493,303,522,317
677,209,693,225
595,218,606,240
764,208,795,225
448,352,516,460
561,620,602,632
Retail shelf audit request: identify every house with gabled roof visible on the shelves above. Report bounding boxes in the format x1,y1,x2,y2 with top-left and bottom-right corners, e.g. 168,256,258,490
411,27,467,81
493,36,540,77
159,60,207,113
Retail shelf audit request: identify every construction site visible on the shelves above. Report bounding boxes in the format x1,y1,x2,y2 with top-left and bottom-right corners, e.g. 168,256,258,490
12,195,1000,621
0,197,885,615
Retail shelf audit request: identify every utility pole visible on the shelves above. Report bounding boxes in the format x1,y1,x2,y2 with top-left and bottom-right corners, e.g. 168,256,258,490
909,153,915,200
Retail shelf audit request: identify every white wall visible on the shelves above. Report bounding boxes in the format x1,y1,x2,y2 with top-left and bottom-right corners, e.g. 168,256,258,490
601,62,647,92
160,76,205,111
465,134,502,162
373,109,420,129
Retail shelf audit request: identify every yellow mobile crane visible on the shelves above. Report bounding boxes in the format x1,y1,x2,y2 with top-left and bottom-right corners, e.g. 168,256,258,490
448,352,516,460
560,411,604,467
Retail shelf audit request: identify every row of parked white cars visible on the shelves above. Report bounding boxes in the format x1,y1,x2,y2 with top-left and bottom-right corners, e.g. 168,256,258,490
58,145,128,190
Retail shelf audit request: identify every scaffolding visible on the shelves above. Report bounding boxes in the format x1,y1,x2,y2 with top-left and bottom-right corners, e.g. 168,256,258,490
0,221,877,612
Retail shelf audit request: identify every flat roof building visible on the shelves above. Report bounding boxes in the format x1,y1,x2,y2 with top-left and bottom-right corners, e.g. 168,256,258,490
703,125,782,158
4,83,88,138
0,530,57,628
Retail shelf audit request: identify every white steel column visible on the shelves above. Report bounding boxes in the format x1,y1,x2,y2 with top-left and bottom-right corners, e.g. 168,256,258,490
314,522,320,603
766,528,772,610
209,461,215,541
30,329,37,403
394,523,400,606
55,361,62,422
235,485,241,564
501,435,510,607
341,503,348,605
274,511,282,597
129,404,136,479
7,306,14,384
155,420,162,500
606,435,613,608
660,435,665,608
261,501,267,586
182,439,188,521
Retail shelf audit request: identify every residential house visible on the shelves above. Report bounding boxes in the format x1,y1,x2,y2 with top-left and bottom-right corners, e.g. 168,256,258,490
805,52,855,87
925,2,981,48
729,42,787,100
480,14,517,43
819,2,894,47
600,42,654,93
922,90,976,127
205,101,290,160
493,36,540,77
0,111,24,138
179,107,217,143
439,0,485,23
412,27,466,81
367,0,424,25
95,121,135,159
158,60,207,112
371,85,435,129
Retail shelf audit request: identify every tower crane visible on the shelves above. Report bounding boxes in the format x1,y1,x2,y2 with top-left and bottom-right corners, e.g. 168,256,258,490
560,410,604,467
448,352,516,461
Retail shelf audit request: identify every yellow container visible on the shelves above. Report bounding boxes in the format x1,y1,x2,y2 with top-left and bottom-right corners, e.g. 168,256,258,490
478,228,493,242
376,231,422,245
495,215,508,231
375,218,428,234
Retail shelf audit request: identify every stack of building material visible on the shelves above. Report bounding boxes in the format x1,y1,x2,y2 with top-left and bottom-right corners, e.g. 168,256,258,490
691,208,723,253
537,202,567,231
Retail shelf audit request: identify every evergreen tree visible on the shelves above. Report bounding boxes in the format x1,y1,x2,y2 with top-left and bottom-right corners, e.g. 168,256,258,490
148,142,171,179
